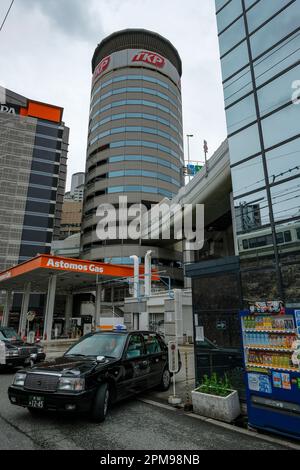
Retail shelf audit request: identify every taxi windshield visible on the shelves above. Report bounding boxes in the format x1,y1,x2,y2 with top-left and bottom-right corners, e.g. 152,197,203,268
65,333,126,359
0,328,21,341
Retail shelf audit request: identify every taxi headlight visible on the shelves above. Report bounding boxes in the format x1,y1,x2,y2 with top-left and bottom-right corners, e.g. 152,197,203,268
58,377,85,392
13,372,27,387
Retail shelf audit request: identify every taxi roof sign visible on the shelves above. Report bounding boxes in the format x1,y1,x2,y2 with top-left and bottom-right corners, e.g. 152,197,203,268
113,324,127,331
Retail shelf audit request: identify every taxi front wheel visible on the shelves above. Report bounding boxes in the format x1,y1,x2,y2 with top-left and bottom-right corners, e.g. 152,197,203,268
91,383,110,423
158,368,171,391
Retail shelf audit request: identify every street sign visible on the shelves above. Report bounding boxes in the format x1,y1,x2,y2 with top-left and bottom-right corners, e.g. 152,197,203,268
196,326,204,342
168,341,179,373
183,164,203,176
27,311,35,322
216,320,227,330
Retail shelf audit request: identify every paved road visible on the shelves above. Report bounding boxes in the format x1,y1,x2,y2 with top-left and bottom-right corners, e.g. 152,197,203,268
0,370,291,451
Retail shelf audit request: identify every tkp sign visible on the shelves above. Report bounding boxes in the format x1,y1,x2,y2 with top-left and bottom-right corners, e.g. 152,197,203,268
93,55,111,81
132,51,165,68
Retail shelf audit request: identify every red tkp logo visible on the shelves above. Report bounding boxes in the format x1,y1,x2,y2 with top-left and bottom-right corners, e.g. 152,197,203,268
93,56,111,80
132,51,165,68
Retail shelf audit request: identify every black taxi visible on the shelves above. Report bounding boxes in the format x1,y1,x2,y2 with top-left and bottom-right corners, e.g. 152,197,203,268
8,330,175,422
0,327,45,369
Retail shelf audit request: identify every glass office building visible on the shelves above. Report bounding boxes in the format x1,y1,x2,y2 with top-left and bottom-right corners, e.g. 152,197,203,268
216,0,300,305
0,87,68,272
186,1,300,395
0,87,69,324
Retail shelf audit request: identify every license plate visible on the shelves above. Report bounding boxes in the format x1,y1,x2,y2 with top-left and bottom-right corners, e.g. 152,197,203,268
28,396,44,409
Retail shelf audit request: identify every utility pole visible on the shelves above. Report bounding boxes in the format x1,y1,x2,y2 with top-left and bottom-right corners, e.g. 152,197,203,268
204,140,208,177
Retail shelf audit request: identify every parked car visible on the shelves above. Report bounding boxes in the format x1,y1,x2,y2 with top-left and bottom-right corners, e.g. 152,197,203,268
8,330,178,422
0,327,45,369
195,337,243,379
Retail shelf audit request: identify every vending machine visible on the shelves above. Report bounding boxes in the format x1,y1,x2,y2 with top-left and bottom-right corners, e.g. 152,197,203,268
241,302,300,440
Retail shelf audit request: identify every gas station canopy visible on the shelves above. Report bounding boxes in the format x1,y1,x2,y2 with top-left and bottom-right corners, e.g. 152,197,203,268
0,254,149,293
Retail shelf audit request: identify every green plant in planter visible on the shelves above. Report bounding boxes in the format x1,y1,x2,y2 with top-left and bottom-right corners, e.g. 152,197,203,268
196,373,232,397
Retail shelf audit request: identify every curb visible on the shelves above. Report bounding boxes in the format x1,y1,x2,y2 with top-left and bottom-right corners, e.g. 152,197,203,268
139,397,300,450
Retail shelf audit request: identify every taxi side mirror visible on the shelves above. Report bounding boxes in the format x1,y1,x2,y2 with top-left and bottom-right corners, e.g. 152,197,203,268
96,356,106,363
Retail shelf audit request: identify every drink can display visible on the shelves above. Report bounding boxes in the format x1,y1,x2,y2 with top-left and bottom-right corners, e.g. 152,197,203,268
242,306,300,439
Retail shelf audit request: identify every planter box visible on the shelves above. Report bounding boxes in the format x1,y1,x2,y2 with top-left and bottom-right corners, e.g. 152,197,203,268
191,388,241,423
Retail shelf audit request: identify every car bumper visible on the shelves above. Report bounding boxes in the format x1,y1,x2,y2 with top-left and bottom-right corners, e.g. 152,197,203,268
8,386,95,413
30,352,46,363
1,356,30,368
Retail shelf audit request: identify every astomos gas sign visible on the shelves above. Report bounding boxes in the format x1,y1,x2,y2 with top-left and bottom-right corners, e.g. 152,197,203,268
46,258,104,274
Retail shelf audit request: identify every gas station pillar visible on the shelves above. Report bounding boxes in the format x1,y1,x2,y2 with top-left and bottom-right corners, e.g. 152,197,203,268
95,284,102,327
64,293,73,337
1,290,12,327
19,282,31,337
43,275,57,341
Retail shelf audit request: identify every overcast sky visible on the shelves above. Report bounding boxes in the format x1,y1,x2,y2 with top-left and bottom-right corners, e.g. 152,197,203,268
0,0,227,190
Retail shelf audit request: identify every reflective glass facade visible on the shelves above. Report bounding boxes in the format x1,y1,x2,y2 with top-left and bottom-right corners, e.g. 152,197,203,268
216,0,300,302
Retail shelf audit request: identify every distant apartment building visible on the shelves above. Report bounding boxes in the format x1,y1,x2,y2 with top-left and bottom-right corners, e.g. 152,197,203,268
0,87,69,272
64,186,84,202
59,200,83,239
64,191,72,201
59,172,85,239
70,172,85,198
73,183,85,202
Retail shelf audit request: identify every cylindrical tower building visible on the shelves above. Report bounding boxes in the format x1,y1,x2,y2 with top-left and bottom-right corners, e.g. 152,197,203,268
81,29,184,278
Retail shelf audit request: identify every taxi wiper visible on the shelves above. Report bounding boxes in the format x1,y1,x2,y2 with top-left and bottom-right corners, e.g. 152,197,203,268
65,353,86,357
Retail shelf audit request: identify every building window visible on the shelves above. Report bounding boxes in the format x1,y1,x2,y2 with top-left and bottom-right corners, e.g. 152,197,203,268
91,86,180,111
91,74,181,100
91,99,181,124
90,126,181,147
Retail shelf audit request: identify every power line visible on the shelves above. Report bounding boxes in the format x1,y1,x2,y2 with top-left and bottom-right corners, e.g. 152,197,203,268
234,161,300,194
227,94,295,132
0,0,15,33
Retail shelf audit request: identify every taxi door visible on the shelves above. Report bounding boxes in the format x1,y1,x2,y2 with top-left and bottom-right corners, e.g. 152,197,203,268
143,333,167,388
119,333,150,397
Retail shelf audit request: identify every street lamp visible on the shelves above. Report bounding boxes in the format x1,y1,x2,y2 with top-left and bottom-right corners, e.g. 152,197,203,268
186,134,194,182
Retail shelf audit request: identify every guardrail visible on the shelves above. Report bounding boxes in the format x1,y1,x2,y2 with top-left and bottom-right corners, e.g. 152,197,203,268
141,139,229,238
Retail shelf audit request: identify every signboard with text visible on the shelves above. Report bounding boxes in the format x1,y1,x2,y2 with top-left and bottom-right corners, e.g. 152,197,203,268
168,341,179,373
92,48,180,88
0,103,20,115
